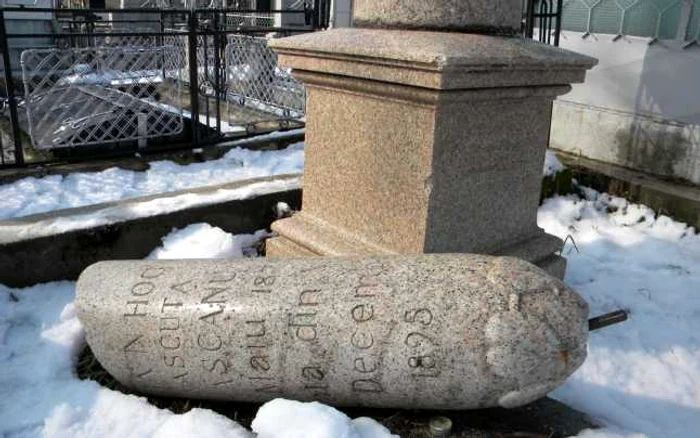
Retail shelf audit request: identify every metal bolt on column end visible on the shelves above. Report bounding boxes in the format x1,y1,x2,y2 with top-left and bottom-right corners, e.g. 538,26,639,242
429,416,453,438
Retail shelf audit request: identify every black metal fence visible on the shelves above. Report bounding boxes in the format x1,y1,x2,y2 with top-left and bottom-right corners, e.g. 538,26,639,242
0,4,329,169
523,0,563,46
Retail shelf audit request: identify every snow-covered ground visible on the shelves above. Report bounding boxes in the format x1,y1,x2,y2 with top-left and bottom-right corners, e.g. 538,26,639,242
0,224,398,438
542,189,700,438
0,143,304,221
1,151,699,437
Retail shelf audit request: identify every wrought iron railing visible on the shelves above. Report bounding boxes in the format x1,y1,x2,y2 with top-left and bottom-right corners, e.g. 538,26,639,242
525,0,700,47
0,4,328,169
524,0,564,46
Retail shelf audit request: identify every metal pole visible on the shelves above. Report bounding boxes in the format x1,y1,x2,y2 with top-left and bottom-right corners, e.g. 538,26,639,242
589,310,628,331
187,11,200,147
202,14,210,135
324,0,331,28
554,0,563,46
312,0,321,29
0,10,25,166
525,0,536,39
213,10,221,135
539,0,548,43
160,9,166,81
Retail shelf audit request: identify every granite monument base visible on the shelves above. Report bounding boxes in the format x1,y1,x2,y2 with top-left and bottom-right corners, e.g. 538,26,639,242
267,212,568,279
264,30,595,280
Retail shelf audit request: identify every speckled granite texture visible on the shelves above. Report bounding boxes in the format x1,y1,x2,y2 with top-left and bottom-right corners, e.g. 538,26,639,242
266,29,596,280
76,254,589,409
352,0,522,34
268,29,597,90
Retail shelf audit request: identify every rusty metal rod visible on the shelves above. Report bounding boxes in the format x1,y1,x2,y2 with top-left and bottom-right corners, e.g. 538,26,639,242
589,310,628,331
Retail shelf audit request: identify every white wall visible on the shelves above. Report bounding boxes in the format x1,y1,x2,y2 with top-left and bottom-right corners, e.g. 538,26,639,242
331,0,352,28
551,31,700,185
0,0,55,76
558,32,700,125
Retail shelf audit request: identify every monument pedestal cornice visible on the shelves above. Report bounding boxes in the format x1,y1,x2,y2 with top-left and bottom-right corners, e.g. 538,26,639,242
266,27,597,280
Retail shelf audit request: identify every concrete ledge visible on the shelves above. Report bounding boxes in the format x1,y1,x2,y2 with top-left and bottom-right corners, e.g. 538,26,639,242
270,211,567,279
556,151,700,229
0,175,302,288
551,100,700,185
0,129,304,185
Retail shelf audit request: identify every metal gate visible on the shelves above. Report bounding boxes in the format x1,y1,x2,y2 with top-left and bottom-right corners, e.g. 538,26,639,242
524,0,564,46
0,3,329,168
20,45,184,149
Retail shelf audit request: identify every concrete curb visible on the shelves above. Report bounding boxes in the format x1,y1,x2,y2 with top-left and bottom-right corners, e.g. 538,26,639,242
557,151,700,229
0,174,302,288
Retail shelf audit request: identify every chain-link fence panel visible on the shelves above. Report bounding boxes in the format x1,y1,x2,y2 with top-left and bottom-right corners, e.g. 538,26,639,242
561,0,700,41
0,95,19,166
20,45,184,149
687,0,700,41
225,35,305,121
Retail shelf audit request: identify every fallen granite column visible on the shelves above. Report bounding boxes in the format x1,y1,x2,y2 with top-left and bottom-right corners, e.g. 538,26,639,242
76,255,589,409
265,0,597,279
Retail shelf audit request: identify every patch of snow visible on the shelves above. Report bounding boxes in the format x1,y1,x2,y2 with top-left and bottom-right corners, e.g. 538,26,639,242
0,176,300,243
58,69,166,87
222,128,305,147
179,108,247,134
0,143,304,221
274,201,292,219
0,225,394,438
575,429,647,438
539,190,700,438
3,184,700,437
543,149,566,177
252,399,398,438
42,392,255,438
148,223,270,260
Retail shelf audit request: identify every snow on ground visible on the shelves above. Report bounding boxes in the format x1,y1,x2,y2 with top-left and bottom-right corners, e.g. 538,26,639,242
147,223,271,259
0,176,300,243
0,225,396,438
1,151,699,437
543,149,566,177
0,143,304,221
540,189,700,438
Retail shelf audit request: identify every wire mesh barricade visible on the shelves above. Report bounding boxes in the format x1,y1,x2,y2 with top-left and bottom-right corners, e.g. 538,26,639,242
525,0,700,46
0,5,328,168
20,45,184,149
225,35,305,124
524,0,564,46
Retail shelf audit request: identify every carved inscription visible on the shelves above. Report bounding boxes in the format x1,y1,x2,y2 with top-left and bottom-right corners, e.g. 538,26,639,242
197,273,236,386
349,275,386,394
122,267,171,380
119,264,439,396
289,289,320,342
403,307,440,378
160,284,187,384
243,318,281,394
296,288,330,396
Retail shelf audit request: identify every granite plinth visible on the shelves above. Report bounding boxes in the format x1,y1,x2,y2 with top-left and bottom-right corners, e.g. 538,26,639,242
76,254,589,409
352,0,522,34
267,213,568,279
266,29,596,278
268,29,597,90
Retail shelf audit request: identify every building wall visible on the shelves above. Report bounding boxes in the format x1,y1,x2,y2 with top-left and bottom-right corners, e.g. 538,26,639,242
330,0,352,28
551,28,700,185
0,0,55,78
560,0,700,41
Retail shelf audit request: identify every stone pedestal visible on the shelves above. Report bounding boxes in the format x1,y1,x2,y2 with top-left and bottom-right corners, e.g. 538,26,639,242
352,0,522,33
266,28,596,279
